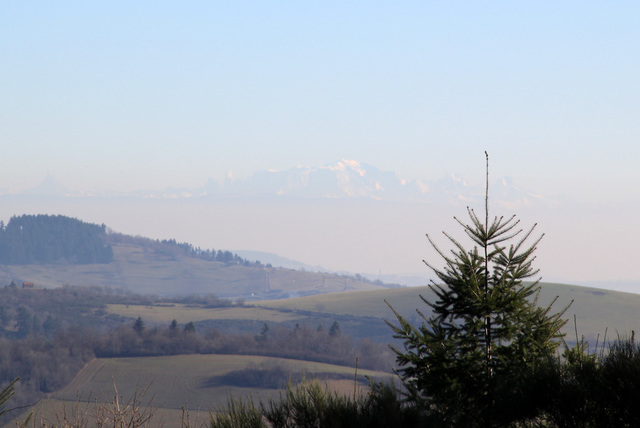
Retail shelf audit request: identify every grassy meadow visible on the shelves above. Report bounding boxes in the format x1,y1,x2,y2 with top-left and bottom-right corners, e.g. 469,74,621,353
5,280,640,427
16,355,390,427
106,304,300,324
1,242,387,298
103,282,640,346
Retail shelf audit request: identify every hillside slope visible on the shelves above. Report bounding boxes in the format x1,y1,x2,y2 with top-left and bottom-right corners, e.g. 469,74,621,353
0,233,389,298
100,281,640,347
18,354,390,427
257,282,640,346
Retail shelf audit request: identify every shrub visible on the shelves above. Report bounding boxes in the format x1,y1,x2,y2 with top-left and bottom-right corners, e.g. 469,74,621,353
209,379,428,428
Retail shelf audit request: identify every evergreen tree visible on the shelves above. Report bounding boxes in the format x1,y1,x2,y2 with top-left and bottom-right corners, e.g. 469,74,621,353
169,319,178,330
256,322,270,342
0,214,113,265
0,305,9,328
0,378,18,419
31,315,43,336
42,315,60,337
386,153,569,426
15,307,33,338
133,317,145,335
329,320,341,336
183,321,196,333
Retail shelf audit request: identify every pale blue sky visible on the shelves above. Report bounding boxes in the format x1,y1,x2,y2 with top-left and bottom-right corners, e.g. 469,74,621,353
2,2,639,201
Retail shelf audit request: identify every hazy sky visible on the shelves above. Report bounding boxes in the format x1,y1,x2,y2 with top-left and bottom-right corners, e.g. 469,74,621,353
2,2,639,202
2,3,640,291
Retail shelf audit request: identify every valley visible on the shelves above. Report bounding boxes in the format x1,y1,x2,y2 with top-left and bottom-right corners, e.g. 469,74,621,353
2,215,640,426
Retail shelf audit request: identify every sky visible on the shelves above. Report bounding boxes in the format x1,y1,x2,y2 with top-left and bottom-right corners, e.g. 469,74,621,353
1,3,640,289
2,2,639,201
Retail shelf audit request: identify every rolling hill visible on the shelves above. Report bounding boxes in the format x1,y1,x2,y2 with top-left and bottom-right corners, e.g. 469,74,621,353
10,281,640,427
0,224,394,299
4,213,640,428
15,354,391,427
103,281,640,347
2,213,638,346
256,282,640,347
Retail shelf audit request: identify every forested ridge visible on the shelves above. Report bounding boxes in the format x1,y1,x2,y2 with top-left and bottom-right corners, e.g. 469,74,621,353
0,215,113,265
0,214,395,300
0,214,259,267
110,232,261,266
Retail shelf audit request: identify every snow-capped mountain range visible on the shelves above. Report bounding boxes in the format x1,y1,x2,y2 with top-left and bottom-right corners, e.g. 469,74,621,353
207,159,422,200
7,160,545,208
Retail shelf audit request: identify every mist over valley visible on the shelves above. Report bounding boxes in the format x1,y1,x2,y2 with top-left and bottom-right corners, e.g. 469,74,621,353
1,160,638,292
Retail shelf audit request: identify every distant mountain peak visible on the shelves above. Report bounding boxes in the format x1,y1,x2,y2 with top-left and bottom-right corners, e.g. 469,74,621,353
449,172,469,186
214,159,395,199
325,159,367,177
23,173,70,196
196,160,542,206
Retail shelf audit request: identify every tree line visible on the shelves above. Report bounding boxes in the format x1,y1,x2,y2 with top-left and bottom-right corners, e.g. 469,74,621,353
209,335,640,428
0,284,165,340
93,317,393,371
0,311,393,424
0,213,265,268
159,238,263,266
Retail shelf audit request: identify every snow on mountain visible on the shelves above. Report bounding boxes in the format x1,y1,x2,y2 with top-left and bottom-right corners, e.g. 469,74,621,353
493,176,544,209
216,159,416,200
422,172,546,209
12,160,545,207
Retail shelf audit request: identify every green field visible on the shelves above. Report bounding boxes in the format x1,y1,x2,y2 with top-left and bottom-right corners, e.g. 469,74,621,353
107,303,300,324
17,355,389,427
105,282,640,346
263,282,640,344
10,282,640,427
257,286,430,318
